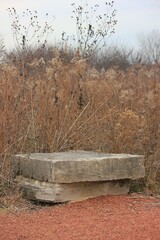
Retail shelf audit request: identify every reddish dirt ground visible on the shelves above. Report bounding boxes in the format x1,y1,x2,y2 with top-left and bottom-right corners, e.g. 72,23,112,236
0,194,160,240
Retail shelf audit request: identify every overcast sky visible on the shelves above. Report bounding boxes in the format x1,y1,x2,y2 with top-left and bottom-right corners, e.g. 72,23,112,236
0,0,160,50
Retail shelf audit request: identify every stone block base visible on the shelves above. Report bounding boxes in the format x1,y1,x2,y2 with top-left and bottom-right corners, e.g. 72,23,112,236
15,176,130,203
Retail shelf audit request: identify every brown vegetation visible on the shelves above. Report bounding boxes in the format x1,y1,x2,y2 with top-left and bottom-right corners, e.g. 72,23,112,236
0,50,160,197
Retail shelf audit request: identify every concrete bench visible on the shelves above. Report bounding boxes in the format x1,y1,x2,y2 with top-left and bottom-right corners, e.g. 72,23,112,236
13,151,145,203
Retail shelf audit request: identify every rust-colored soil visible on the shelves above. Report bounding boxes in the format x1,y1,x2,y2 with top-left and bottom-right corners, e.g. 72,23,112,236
0,194,160,240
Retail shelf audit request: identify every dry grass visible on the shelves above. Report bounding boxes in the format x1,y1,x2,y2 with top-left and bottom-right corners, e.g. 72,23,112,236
0,51,160,197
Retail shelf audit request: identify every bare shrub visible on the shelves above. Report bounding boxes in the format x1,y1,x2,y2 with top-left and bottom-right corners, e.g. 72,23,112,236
88,43,132,70
71,0,117,57
0,36,5,62
137,29,160,64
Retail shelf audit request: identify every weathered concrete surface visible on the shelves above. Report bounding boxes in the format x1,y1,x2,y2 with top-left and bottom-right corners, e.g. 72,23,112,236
13,151,145,183
13,151,145,202
15,176,130,202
